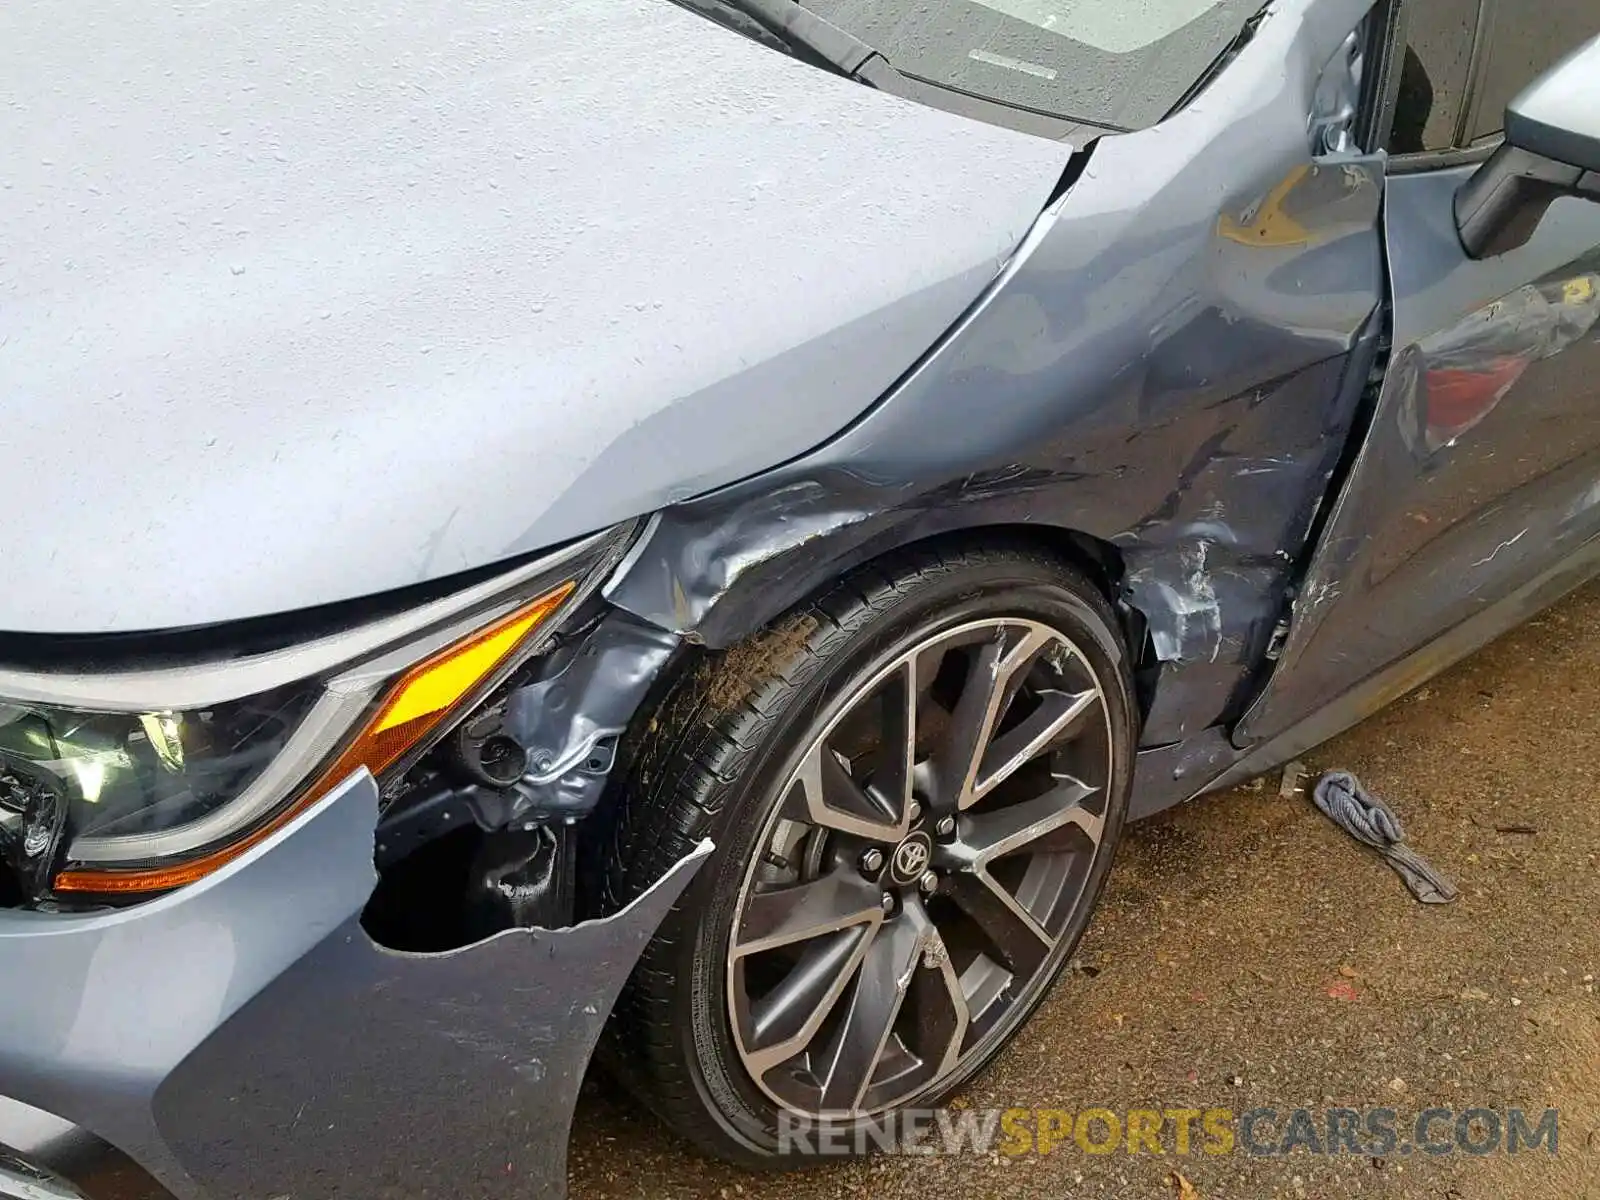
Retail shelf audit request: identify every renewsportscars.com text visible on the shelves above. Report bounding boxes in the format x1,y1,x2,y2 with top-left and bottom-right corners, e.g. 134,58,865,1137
777,1105,1559,1158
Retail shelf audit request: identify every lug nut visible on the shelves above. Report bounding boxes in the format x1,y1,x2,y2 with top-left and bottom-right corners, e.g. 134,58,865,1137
935,816,956,837
907,800,923,825
861,848,885,873
919,870,938,895
880,892,897,915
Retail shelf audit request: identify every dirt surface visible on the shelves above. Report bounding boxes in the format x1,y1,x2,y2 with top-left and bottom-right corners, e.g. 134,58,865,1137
568,585,1600,1200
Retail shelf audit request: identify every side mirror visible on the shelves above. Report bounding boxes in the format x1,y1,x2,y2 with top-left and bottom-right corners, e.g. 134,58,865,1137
1454,33,1600,259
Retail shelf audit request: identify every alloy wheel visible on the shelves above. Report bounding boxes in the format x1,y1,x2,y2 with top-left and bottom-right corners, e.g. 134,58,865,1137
725,616,1114,1118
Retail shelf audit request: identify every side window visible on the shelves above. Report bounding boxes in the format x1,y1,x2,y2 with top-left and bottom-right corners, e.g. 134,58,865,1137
1387,0,1478,154
1468,3,1600,142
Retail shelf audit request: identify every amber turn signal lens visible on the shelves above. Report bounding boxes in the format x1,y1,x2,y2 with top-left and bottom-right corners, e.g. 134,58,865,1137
326,582,574,786
52,583,575,896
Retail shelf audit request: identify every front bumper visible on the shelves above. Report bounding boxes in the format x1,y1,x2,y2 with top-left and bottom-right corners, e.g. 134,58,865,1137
0,772,708,1199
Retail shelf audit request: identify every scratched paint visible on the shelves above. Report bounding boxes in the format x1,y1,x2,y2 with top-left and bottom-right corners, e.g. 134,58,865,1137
1125,541,1224,664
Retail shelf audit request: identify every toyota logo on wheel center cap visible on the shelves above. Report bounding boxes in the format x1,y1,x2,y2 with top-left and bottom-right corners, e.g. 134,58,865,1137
889,832,933,885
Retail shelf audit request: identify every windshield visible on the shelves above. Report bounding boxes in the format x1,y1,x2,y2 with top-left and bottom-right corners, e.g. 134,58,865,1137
797,0,1265,129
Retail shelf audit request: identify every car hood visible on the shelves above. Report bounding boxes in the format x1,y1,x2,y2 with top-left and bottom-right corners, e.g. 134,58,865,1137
0,0,1064,635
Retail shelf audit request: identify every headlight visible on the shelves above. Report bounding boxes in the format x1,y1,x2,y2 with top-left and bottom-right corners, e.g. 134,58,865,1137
0,681,324,886
0,526,631,901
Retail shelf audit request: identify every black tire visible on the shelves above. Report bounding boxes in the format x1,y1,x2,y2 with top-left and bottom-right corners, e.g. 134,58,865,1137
594,540,1136,1167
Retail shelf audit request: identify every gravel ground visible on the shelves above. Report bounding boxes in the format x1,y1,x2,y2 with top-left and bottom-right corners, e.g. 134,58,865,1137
568,583,1600,1200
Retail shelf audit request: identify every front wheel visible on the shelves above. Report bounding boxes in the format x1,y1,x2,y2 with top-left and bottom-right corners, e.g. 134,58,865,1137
596,542,1136,1166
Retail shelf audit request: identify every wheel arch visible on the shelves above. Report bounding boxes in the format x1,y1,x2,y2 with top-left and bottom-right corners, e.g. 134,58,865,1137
609,503,1131,653
602,500,1162,741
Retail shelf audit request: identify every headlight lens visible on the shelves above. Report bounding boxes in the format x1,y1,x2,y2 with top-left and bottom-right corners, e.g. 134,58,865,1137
0,683,321,846
0,544,599,902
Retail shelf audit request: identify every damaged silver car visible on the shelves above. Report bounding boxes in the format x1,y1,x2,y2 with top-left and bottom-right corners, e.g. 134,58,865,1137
6,0,1600,1195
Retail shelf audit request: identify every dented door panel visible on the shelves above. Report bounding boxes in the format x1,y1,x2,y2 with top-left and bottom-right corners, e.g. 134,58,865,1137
1236,168,1600,747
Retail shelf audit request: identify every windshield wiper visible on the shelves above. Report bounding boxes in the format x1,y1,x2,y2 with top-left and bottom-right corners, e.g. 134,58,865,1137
672,0,900,88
